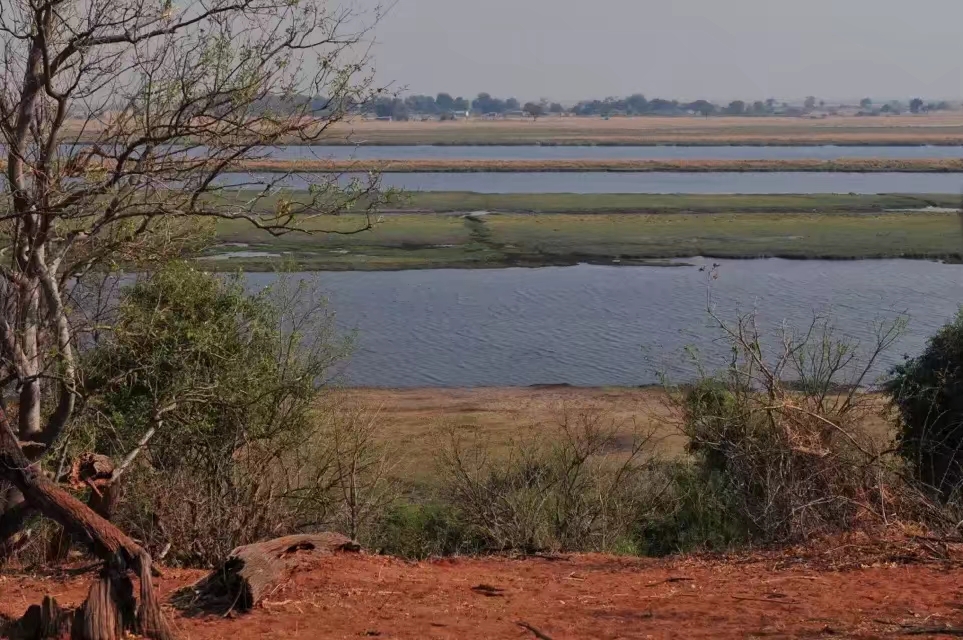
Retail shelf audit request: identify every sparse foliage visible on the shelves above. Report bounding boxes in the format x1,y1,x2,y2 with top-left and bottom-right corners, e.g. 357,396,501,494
322,402,399,542
0,0,387,456
440,407,661,554
671,271,907,543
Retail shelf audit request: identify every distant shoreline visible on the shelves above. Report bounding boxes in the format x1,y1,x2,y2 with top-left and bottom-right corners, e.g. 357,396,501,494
58,113,963,147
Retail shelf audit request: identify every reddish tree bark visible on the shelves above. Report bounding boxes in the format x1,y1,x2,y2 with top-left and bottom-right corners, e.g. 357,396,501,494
0,407,175,640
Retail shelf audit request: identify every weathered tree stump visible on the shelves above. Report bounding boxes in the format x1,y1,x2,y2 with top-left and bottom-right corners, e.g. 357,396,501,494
79,569,136,640
3,567,169,640
2,596,71,639
172,533,361,614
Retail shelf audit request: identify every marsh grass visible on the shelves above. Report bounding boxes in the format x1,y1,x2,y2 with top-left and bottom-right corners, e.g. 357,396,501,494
210,209,963,270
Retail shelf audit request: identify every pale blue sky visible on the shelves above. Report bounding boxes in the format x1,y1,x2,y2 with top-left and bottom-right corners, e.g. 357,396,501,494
371,0,963,102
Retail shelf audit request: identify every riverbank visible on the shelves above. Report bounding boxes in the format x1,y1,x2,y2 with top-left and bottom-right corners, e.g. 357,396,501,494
59,113,963,146
238,191,961,214
312,114,963,146
240,157,963,173
337,387,678,477
331,387,892,479
211,209,963,270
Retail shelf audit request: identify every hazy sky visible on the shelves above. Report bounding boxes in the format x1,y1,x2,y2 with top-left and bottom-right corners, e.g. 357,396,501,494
371,0,963,102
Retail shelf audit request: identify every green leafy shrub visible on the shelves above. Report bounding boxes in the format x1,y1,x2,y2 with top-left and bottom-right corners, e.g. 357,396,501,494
888,311,963,501
79,263,351,565
631,461,747,557
370,502,478,559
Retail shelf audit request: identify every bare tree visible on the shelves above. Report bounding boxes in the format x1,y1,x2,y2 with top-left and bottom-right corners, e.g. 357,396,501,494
0,0,385,636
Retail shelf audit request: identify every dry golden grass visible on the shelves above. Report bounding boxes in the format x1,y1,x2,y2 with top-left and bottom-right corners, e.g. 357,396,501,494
336,113,963,133
333,387,895,479
319,114,963,146
57,113,963,146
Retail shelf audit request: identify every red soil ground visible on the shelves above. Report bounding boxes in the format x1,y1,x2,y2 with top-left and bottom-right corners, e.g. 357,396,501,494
2,537,962,639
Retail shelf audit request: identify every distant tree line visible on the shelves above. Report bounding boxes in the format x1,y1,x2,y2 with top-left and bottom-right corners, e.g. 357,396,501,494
292,92,958,120
857,97,953,115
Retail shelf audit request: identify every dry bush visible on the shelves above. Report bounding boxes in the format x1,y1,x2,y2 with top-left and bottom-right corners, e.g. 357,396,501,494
114,397,399,567
439,406,664,554
302,401,400,544
118,456,300,567
672,307,907,544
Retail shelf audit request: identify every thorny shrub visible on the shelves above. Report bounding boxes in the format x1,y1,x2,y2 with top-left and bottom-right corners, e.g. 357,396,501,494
439,407,666,554
671,304,908,544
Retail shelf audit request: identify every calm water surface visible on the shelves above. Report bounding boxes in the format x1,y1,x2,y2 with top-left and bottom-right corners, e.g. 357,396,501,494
219,171,963,194
245,259,963,388
264,145,963,161
6,144,963,161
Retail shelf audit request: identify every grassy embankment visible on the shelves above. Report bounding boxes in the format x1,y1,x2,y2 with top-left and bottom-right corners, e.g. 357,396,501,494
209,192,963,270
241,158,963,173
306,114,963,146
59,113,963,146
335,387,894,483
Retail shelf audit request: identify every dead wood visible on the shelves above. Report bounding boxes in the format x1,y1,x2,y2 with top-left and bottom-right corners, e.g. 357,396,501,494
1,596,72,639
0,407,175,640
172,533,360,614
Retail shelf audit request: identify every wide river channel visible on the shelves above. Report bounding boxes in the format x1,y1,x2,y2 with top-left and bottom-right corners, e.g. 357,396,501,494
221,171,963,194
245,259,963,388
257,145,963,161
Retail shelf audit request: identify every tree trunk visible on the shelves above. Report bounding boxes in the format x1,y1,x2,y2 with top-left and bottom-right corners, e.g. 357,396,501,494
17,377,42,440
2,596,72,639
172,533,360,614
80,569,136,640
0,496,35,558
0,407,175,640
49,454,120,563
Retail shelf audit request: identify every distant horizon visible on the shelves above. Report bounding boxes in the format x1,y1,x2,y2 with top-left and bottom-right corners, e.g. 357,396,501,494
382,92,962,106
377,89,963,108
369,0,963,103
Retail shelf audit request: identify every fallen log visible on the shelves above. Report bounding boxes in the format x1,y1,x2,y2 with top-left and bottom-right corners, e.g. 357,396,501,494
172,533,361,614
0,408,175,640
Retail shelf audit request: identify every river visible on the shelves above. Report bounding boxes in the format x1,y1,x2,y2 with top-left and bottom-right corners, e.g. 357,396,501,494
14,144,962,161
218,171,963,194
261,145,963,161
244,259,963,388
